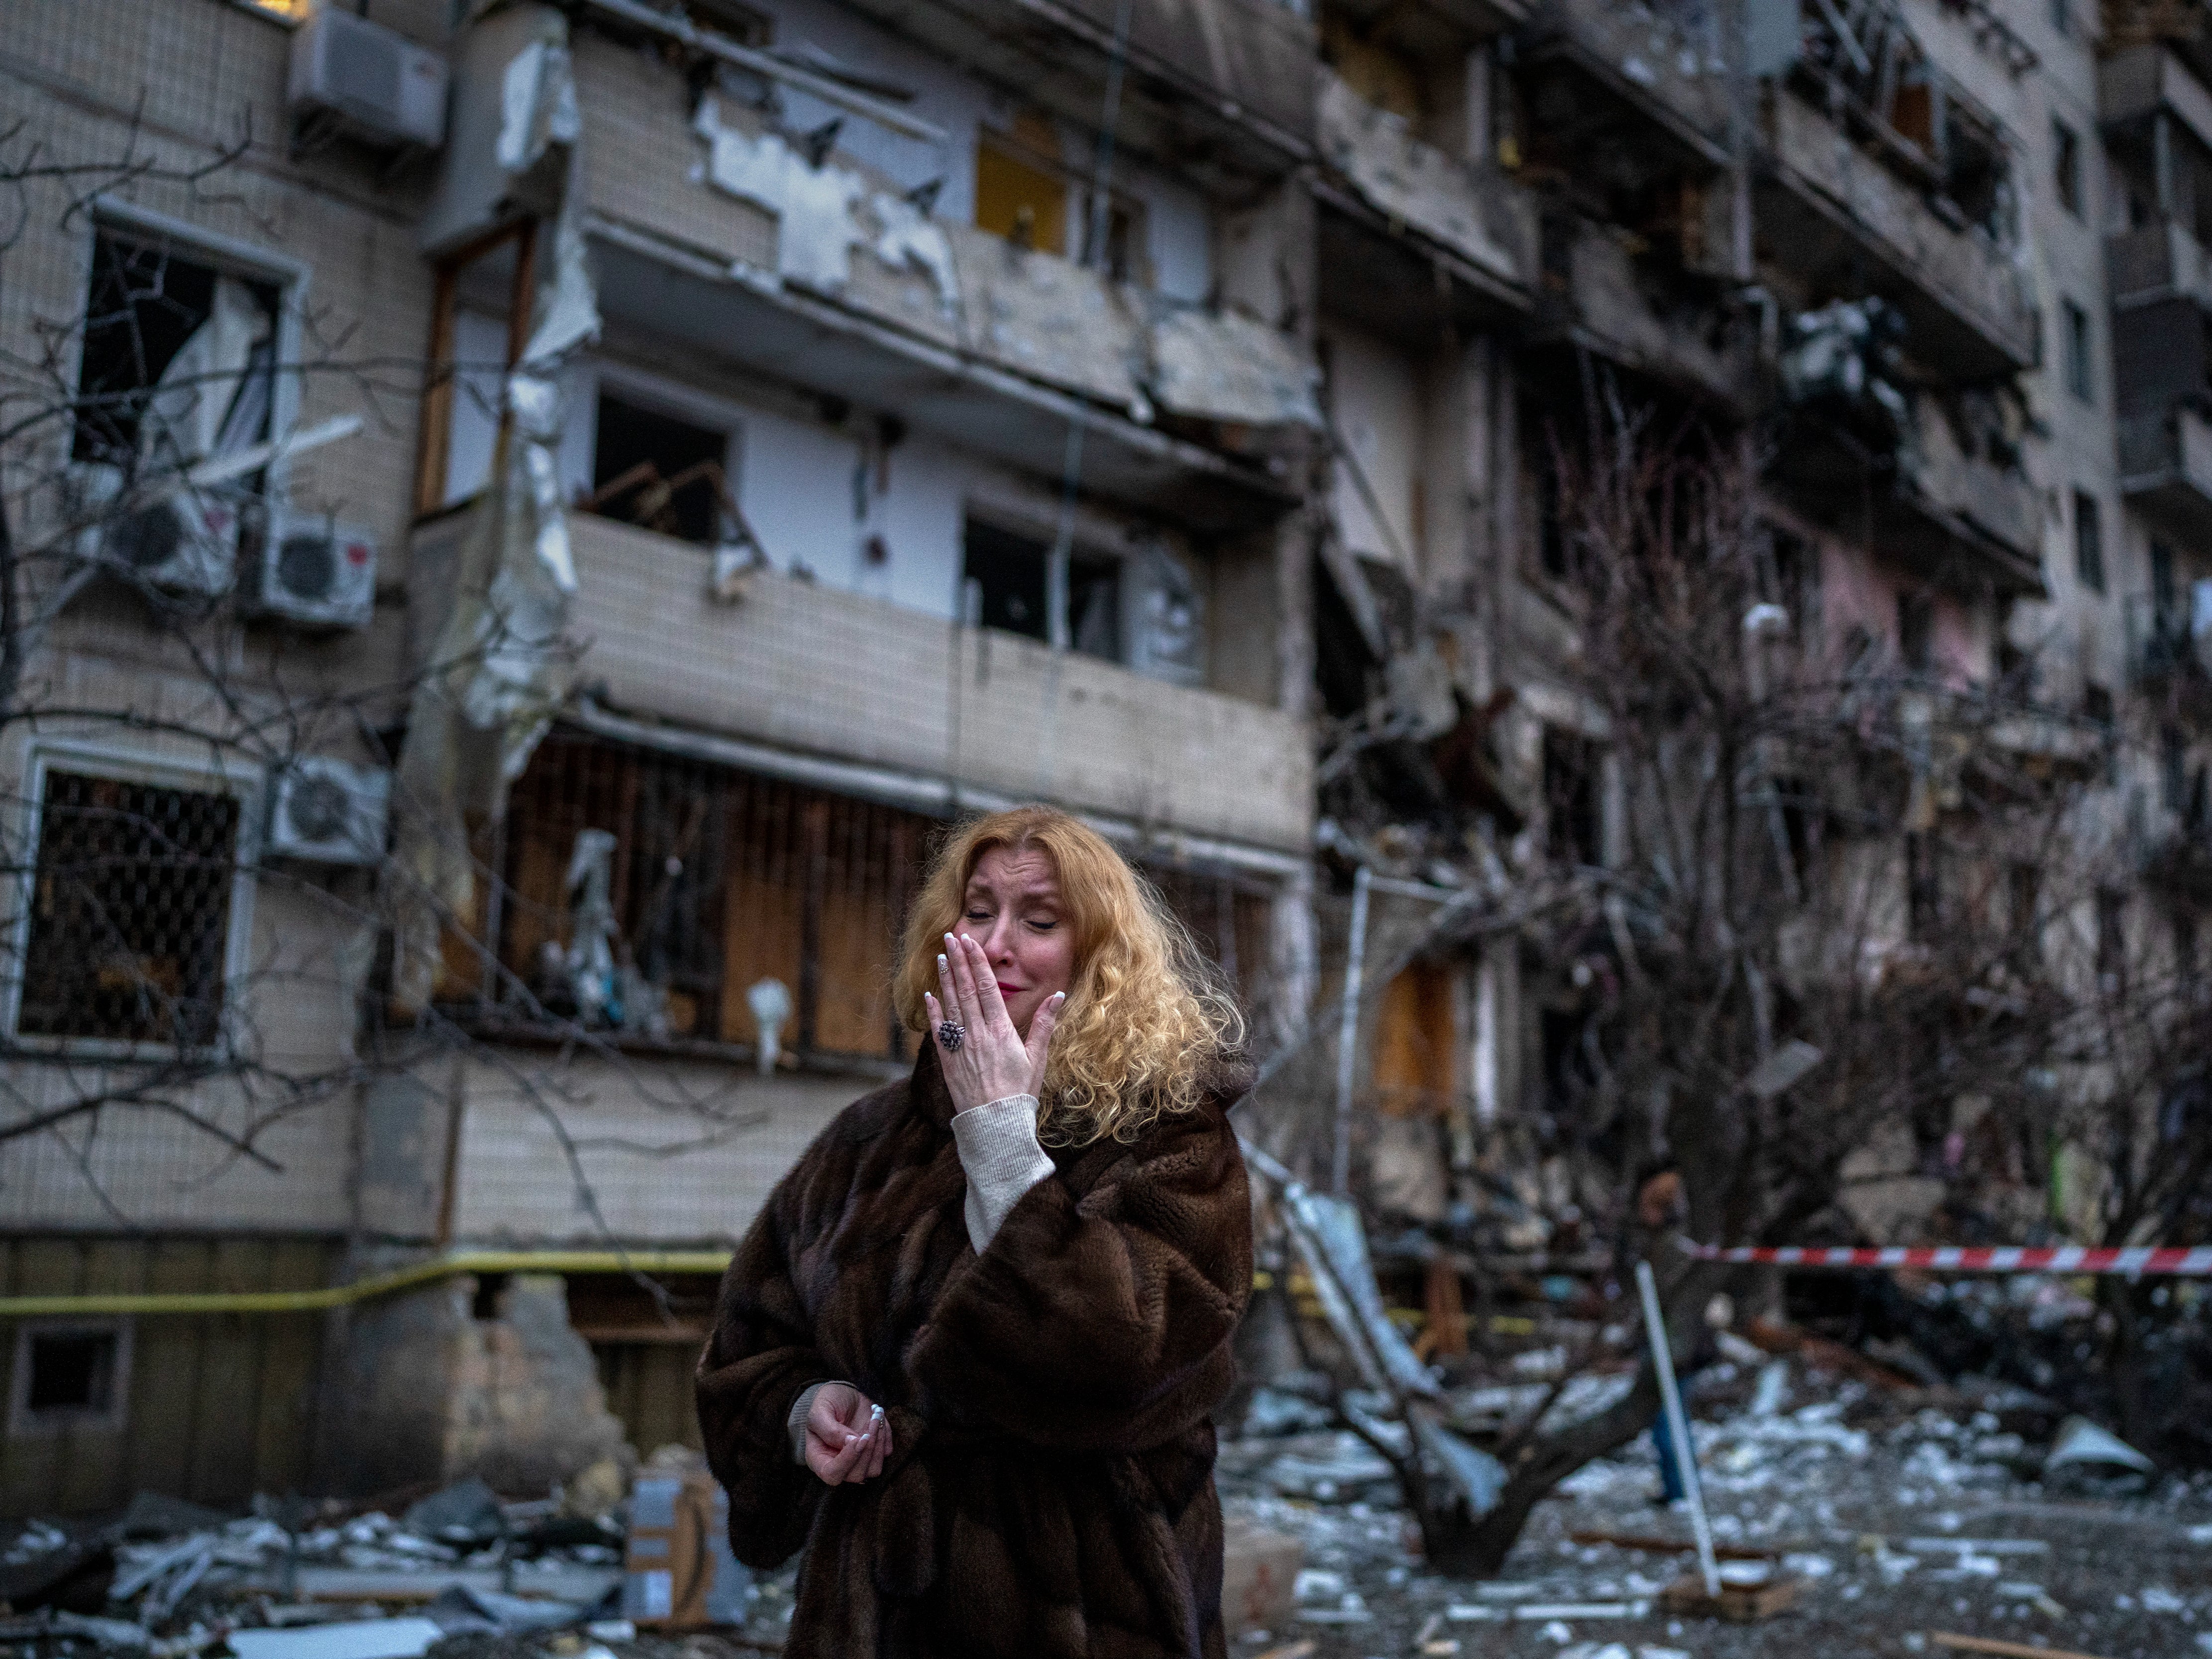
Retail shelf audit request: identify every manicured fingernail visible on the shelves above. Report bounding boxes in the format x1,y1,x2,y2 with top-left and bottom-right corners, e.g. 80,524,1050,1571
1053,992,1066,1004
937,954,947,969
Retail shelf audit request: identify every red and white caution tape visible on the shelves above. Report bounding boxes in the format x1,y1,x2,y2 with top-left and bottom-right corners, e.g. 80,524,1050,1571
1681,1243,2212,1277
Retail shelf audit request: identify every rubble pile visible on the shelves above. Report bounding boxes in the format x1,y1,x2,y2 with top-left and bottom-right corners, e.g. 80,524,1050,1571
1215,1340,2212,1658
0,1463,794,1659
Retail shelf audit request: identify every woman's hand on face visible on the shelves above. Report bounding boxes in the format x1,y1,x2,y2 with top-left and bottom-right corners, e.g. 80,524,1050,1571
925,932,1064,1113
803,1382,892,1485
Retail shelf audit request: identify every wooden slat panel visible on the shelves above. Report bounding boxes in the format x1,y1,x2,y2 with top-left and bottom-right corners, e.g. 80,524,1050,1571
251,1241,331,1497
187,1240,270,1505
125,1240,213,1505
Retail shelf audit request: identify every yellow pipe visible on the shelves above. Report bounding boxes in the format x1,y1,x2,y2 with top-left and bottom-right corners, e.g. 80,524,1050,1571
0,1250,737,1319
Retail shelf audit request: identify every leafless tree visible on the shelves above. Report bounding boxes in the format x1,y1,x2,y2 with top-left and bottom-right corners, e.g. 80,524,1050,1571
0,112,763,1249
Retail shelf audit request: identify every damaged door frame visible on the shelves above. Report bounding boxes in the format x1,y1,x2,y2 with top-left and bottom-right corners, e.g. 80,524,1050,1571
413,217,540,520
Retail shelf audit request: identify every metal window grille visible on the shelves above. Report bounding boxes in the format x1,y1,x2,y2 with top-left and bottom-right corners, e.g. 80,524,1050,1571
498,731,1280,1060
17,770,241,1046
498,733,932,1057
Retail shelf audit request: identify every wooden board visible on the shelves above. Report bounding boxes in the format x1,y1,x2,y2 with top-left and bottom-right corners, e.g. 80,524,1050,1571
1658,1569,1802,1621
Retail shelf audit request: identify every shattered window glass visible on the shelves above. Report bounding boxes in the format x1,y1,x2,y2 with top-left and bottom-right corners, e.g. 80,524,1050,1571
71,233,280,481
18,770,242,1048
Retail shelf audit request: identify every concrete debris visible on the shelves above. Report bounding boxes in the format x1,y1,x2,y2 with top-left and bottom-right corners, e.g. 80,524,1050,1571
2044,1416,2156,1478
693,97,866,291
392,5,599,1010
1148,305,1323,430
1211,1342,2212,1655
228,1620,447,1659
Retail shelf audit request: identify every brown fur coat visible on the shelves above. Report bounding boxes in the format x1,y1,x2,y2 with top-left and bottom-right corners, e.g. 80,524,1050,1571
696,1045,1253,1659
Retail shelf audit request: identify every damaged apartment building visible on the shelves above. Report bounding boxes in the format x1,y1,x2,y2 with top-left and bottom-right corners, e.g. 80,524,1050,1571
0,0,2199,1515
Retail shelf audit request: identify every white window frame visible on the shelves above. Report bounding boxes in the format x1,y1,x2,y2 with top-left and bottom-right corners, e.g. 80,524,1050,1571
4,740,265,1060
73,198,311,503
6,1317,135,1440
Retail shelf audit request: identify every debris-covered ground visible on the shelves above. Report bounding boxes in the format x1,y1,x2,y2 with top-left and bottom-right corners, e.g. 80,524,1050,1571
6,1337,2212,1658
1217,1353,2212,1659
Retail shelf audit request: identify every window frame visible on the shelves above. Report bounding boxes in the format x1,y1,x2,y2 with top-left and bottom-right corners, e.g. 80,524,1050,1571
4,741,264,1060
2073,488,2105,595
6,1317,134,1441
2052,118,2082,218
567,360,745,542
960,495,1136,664
74,199,310,503
2061,298,2094,403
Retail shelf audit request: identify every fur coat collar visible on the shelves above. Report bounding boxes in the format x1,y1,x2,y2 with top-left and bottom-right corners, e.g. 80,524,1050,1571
697,1043,1254,1659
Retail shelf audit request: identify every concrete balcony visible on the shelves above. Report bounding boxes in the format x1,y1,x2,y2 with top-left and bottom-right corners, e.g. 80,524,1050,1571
1313,69,1536,334
1541,219,1755,408
540,515,1315,857
1774,390,2043,595
1520,0,1732,165
2109,221,2212,312
2121,405,2212,546
570,38,1315,533
827,0,1316,182
1759,94,2038,381
1893,419,2044,594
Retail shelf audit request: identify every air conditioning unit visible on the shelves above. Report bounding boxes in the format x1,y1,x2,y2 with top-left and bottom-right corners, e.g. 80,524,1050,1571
246,506,377,629
99,491,244,596
288,8,449,150
267,757,391,866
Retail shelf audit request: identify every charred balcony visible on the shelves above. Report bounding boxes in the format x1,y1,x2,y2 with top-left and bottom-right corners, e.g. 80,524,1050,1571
567,38,1316,533
1756,93,2036,383
1773,386,2043,598
1313,67,1538,341
1516,0,1733,169
1529,212,1756,410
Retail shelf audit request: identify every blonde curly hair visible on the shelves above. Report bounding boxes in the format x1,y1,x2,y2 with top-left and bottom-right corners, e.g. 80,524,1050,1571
892,806,1243,1146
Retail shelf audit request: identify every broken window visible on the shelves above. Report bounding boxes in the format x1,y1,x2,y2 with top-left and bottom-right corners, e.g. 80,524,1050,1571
1537,455,1570,582
16,767,244,1049
1905,832,1944,941
497,733,932,1058
2097,887,2129,994
2062,300,2094,403
2073,490,2105,596
960,516,1122,663
73,232,280,484
2052,119,2082,217
7,1321,131,1438
2084,678,2117,783
583,391,737,547
1897,591,1934,674
974,115,1068,256
1542,729,1602,867
2008,860,2042,978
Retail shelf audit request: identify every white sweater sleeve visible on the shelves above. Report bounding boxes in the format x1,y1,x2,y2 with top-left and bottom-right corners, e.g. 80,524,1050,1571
788,1381,831,1463
950,1093,1056,1253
